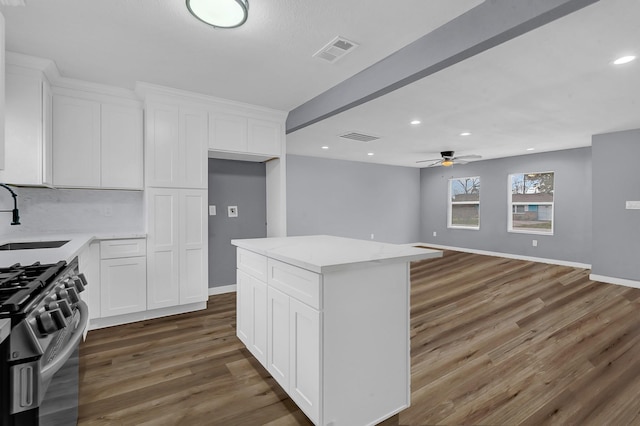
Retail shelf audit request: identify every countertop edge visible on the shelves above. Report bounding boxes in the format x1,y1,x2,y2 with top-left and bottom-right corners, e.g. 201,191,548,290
232,236,443,274
0,232,147,266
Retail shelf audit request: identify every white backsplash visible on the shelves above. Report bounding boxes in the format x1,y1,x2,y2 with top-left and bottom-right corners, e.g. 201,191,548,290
0,187,144,237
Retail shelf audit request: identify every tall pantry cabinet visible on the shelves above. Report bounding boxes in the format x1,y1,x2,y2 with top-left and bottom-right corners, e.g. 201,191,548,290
145,100,208,310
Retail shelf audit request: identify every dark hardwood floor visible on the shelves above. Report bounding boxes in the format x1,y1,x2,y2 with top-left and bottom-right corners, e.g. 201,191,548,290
78,250,640,425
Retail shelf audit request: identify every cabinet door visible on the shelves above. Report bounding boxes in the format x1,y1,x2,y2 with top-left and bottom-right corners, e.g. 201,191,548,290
237,270,267,365
100,256,147,317
52,95,101,187
289,298,321,424
101,104,143,189
0,72,46,185
179,189,208,304
248,118,281,156
181,108,208,189
145,103,180,187
78,241,101,320
236,269,252,346
267,286,290,391
147,188,180,309
209,112,247,152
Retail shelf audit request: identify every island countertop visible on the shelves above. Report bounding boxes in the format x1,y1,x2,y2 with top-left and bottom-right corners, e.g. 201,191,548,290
231,235,442,273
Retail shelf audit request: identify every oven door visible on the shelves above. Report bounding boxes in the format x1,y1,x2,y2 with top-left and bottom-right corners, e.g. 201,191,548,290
38,300,88,425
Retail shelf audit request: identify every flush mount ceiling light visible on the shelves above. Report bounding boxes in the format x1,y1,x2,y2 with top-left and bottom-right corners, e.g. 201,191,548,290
186,0,249,29
613,55,636,65
410,120,421,125
460,132,471,136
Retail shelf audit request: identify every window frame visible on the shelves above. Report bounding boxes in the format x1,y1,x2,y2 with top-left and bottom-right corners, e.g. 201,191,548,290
507,171,555,235
448,176,480,230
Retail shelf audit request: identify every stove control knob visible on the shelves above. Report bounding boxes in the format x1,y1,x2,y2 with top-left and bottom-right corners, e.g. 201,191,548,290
48,299,73,317
75,273,88,291
37,308,66,334
64,276,86,293
66,287,81,304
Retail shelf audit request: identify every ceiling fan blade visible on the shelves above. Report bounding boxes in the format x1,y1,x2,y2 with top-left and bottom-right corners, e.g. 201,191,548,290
454,160,469,165
454,154,482,160
415,158,442,164
426,161,443,167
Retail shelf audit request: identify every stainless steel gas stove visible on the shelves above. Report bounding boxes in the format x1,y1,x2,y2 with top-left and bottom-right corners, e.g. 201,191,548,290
0,258,88,426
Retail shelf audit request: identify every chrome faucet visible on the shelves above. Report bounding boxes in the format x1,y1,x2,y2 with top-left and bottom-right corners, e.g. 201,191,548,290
0,183,20,225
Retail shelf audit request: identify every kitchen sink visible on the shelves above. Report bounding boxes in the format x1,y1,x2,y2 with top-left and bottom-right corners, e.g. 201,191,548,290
0,240,70,251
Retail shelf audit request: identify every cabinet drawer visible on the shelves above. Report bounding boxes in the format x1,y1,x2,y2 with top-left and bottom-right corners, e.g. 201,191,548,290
237,248,267,282
267,259,321,310
100,238,146,259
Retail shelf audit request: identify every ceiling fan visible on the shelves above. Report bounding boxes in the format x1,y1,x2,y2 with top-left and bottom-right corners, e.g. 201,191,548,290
416,151,482,167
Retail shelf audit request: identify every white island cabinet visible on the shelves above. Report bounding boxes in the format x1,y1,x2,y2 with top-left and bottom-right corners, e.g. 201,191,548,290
231,235,442,426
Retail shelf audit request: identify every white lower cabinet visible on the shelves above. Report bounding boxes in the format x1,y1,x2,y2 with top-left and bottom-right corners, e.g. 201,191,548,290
99,239,147,317
288,297,320,422
237,270,267,365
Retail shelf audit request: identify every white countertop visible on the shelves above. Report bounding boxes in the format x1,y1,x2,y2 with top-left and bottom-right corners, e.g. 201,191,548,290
231,235,442,273
0,232,146,266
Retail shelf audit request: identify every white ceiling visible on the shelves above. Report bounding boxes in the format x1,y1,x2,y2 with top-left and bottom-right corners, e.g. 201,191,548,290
1,0,638,168
288,0,640,167
0,0,481,111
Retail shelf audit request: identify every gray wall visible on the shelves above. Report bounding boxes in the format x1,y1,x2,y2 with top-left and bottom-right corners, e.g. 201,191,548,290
420,147,592,264
592,129,640,281
208,159,266,288
286,155,421,244
0,187,144,237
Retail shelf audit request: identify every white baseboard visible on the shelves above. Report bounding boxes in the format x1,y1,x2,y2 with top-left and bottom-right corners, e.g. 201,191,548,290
589,274,640,289
409,242,592,270
209,284,237,295
89,301,207,330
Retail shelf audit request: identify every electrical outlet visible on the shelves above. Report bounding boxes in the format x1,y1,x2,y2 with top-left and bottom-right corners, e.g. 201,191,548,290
433,231,437,237
228,206,238,217
532,239,537,247
370,233,374,240
103,206,112,217
209,205,216,216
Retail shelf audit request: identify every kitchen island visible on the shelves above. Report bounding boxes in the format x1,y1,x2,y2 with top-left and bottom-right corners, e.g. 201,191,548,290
231,235,442,426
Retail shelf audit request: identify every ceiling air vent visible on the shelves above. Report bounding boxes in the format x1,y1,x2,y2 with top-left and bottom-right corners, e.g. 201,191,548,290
313,36,359,63
338,132,380,142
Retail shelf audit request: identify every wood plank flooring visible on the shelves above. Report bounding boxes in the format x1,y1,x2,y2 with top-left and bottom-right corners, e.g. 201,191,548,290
78,250,640,425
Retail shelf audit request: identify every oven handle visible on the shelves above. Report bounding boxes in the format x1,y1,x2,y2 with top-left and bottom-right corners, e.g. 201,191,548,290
40,300,89,383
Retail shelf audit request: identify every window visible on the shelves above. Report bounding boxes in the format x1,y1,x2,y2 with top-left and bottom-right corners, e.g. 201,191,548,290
508,171,554,234
448,177,480,229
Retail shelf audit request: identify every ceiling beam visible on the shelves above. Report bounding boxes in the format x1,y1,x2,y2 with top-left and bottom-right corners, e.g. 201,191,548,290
286,0,599,134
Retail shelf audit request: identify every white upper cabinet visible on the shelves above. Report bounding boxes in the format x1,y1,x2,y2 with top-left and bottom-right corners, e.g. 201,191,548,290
53,95,101,187
0,12,5,170
52,91,144,190
209,112,283,158
0,66,53,186
248,118,281,156
209,112,247,152
146,103,207,189
101,104,144,189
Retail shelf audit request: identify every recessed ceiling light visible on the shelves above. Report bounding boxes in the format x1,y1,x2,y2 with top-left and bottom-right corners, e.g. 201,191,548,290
321,146,329,150
410,120,421,125
460,132,471,136
526,147,535,151
613,55,636,65
367,152,374,156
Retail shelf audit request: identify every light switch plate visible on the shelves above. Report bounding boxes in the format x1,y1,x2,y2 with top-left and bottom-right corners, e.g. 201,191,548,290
626,201,640,210
228,206,238,217
209,205,216,216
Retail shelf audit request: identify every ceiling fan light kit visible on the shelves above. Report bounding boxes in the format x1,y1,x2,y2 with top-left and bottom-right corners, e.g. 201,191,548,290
186,0,249,29
416,150,482,167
